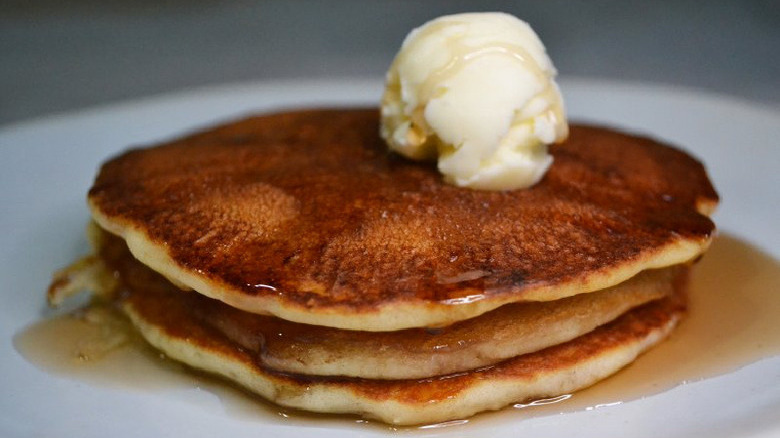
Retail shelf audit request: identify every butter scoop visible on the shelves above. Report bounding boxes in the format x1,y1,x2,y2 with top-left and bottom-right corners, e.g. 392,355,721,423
380,12,568,190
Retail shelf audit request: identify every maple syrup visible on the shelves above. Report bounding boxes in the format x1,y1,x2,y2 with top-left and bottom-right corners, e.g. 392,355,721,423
13,234,780,429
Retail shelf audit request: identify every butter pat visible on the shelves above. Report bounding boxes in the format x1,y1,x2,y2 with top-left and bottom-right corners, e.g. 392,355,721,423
380,12,568,190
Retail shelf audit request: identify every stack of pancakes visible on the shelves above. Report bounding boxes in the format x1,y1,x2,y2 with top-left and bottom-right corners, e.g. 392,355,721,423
49,108,718,425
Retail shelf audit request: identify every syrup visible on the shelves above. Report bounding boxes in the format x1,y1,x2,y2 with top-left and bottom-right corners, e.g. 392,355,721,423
13,234,780,430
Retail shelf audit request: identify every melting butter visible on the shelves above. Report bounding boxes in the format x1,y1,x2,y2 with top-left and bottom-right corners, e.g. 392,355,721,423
381,12,568,190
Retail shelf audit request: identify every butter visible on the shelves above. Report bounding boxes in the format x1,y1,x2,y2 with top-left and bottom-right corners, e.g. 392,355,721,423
380,12,568,190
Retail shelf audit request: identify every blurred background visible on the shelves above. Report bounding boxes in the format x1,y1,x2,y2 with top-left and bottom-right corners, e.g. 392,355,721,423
1,0,778,124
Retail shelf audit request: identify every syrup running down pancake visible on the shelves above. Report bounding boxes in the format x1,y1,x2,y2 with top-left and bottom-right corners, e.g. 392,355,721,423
48,108,718,425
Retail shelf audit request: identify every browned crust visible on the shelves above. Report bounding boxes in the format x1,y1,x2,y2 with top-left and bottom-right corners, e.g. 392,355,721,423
88,109,717,328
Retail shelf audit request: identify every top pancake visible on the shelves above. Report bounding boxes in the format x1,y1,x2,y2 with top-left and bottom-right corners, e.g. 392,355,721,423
88,108,718,331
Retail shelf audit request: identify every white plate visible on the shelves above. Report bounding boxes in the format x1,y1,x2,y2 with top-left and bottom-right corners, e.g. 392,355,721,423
1,78,778,437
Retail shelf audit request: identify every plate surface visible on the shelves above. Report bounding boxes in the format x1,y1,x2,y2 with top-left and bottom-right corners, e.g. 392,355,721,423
1,78,778,438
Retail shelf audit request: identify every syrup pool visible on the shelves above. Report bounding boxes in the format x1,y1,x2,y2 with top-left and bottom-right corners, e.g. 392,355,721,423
13,234,780,430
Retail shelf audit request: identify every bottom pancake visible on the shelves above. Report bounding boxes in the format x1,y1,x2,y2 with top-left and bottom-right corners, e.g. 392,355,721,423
120,280,686,425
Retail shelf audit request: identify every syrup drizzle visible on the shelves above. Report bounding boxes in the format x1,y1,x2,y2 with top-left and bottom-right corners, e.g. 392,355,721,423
13,234,780,430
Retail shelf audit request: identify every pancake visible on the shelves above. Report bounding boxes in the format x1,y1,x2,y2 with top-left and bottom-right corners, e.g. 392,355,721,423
45,107,718,425
119,271,686,425
89,226,676,379
87,108,718,331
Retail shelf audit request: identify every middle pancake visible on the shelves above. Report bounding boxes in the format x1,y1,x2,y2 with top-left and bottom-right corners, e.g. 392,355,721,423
100,228,678,380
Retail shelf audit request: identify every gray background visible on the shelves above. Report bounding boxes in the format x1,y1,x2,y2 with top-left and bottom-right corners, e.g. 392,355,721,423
2,0,778,125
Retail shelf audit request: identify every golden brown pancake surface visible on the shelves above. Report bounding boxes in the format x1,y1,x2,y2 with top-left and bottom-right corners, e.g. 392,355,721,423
88,108,717,330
